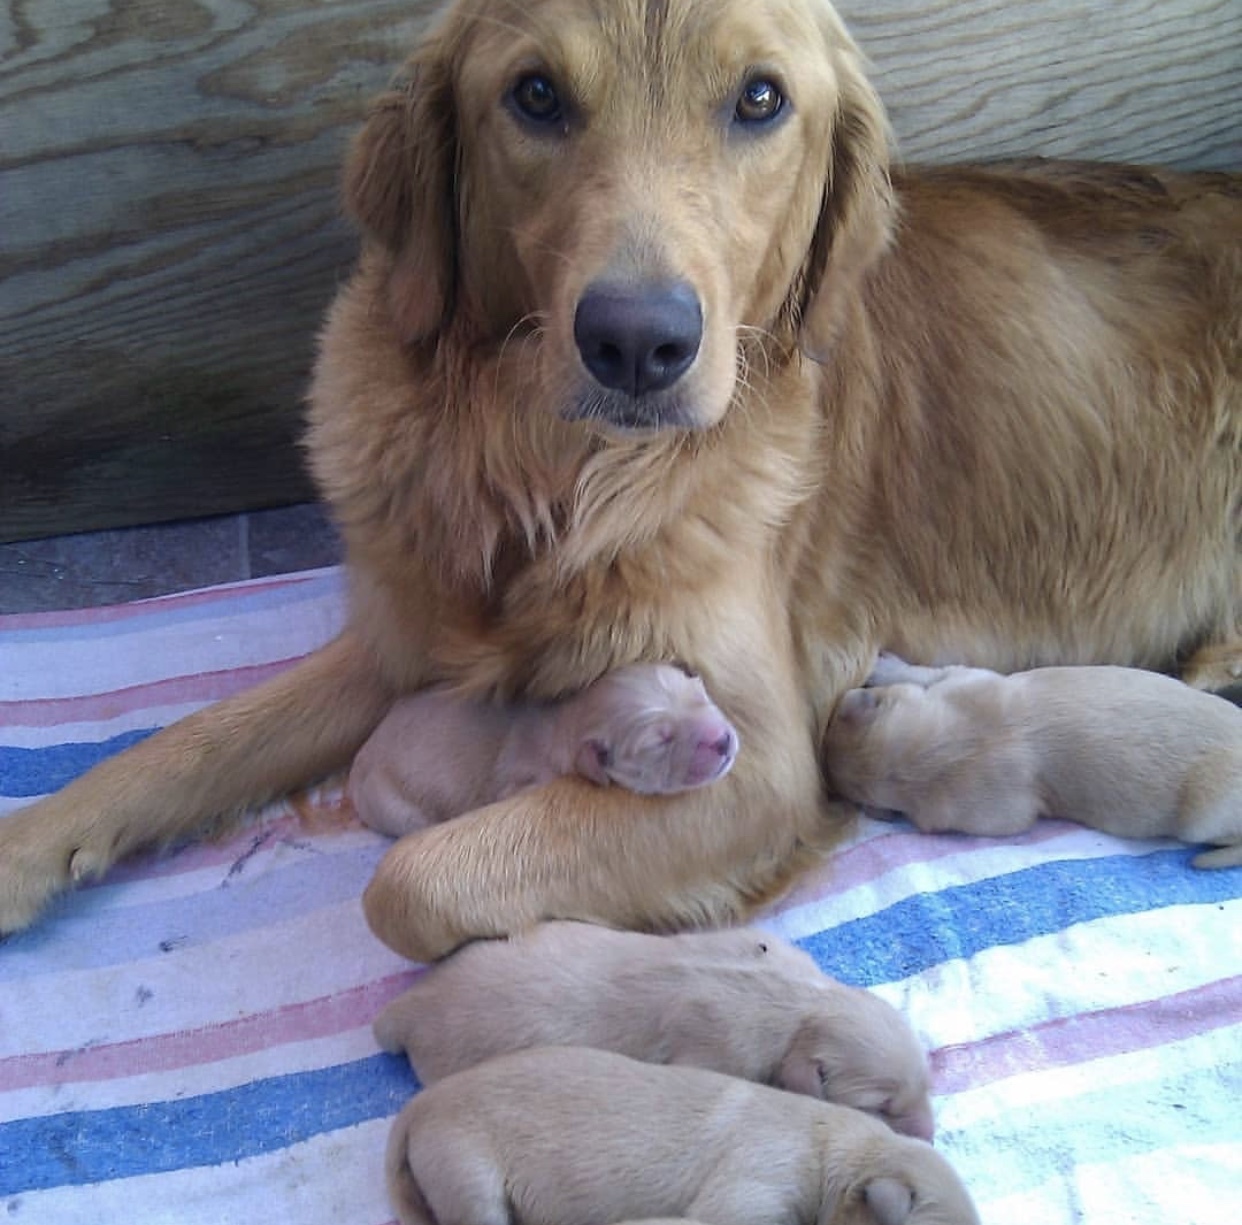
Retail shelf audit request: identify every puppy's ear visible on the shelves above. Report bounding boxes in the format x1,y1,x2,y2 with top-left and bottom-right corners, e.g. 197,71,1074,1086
796,25,895,359
863,1177,914,1225
574,739,614,787
343,44,457,343
776,1019,830,1100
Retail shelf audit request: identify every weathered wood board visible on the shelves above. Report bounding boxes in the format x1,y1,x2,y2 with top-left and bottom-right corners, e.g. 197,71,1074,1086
2,0,1239,541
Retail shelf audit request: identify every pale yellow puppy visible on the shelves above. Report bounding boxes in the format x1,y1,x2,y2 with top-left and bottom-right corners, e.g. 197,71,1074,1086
349,662,738,838
825,654,1242,866
386,1047,978,1225
373,921,933,1139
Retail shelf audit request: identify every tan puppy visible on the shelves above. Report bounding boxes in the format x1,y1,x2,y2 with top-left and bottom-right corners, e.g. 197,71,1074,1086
349,663,738,837
1,0,1237,953
825,654,1242,867
373,921,933,1138
385,1046,978,1225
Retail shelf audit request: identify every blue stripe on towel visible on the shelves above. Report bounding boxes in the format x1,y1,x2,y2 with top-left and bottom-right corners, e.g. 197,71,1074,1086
0,730,157,798
4,1023,1237,1196
0,1054,418,1196
798,848,1242,987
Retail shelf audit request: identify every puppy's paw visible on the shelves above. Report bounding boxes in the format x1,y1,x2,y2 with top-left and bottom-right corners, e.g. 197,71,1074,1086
1190,843,1242,870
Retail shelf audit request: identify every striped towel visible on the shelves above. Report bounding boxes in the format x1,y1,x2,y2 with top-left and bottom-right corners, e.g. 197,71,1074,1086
1,567,1239,1224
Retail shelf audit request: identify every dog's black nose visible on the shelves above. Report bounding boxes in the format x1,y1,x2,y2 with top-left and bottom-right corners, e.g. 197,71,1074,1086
574,282,702,396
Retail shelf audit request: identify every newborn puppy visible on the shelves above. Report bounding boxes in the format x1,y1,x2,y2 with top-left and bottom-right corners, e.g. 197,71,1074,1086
349,662,739,837
824,653,1242,867
386,1046,978,1225
373,921,933,1139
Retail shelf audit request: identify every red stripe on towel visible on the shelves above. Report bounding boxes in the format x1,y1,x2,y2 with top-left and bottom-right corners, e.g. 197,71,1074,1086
0,973,421,1093
930,976,1242,1093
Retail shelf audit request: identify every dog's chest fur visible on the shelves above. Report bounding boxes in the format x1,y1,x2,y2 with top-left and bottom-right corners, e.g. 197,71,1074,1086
309,282,824,704
428,405,823,702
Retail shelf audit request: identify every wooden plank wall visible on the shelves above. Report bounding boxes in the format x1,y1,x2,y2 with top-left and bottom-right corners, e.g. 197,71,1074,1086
2,0,1239,541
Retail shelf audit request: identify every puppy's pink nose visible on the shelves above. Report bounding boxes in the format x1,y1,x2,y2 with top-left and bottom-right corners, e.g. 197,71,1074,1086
710,730,735,757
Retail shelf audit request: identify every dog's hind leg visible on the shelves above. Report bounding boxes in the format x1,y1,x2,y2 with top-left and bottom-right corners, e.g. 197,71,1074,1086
0,630,394,935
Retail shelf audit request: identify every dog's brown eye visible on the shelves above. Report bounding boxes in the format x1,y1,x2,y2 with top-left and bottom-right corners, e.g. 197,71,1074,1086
735,77,784,124
511,73,563,125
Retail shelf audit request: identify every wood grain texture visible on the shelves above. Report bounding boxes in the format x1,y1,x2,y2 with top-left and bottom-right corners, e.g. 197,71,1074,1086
2,0,1239,541
842,0,1241,169
0,0,440,541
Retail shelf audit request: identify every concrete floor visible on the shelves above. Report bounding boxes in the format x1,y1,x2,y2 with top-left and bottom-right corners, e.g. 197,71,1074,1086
0,503,343,614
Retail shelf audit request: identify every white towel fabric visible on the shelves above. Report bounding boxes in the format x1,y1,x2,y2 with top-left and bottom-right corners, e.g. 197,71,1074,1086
1,567,1238,1224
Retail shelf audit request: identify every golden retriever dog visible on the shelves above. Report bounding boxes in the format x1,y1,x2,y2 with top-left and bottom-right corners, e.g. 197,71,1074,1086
384,1046,979,1225
0,0,1238,955
824,654,1242,867
349,663,738,837
372,921,934,1138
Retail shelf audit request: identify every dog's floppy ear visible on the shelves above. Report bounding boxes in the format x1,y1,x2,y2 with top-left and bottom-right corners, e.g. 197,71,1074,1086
796,25,896,359
343,43,457,344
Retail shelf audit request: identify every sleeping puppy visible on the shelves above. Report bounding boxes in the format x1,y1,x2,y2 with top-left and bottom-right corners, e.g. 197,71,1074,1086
385,1046,978,1225
373,921,934,1139
349,663,738,838
824,654,1242,867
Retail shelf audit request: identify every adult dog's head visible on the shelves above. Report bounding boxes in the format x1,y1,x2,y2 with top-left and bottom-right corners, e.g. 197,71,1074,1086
345,0,893,434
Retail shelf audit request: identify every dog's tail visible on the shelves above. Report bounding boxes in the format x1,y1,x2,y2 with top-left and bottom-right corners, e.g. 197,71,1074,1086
1191,842,1242,869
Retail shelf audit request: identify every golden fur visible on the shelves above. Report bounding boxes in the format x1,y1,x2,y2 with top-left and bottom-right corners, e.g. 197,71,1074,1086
0,0,1237,954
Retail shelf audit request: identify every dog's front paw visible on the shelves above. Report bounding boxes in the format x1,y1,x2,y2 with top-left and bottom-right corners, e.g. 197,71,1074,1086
363,820,529,962
0,803,78,936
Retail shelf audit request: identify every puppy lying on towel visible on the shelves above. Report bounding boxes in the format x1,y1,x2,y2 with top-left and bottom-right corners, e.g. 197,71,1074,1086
373,921,933,1139
349,663,738,837
386,1046,978,1225
824,654,1242,867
